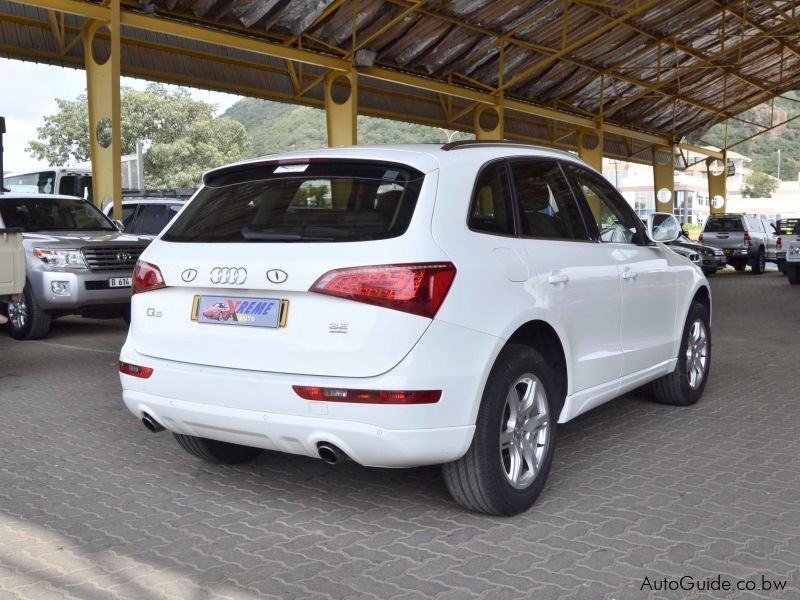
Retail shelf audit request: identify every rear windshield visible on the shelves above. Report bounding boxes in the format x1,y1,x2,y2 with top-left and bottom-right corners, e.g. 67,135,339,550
0,197,115,232
162,161,425,243
704,217,743,232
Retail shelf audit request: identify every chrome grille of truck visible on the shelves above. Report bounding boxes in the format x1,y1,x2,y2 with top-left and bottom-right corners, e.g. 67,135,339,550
82,246,143,271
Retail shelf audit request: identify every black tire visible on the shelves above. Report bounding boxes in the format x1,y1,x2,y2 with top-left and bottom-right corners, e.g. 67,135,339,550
788,266,800,285
652,301,711,406
732,261,746,272
173,433,262,464
5,284,52,340
751,248,766,274
442,344,558,516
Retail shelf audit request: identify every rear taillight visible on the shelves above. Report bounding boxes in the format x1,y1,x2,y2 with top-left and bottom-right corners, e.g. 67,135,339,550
777,237,782,249
309,262,456,318
744,232,752,246
698,233,703,243
119,361,153,379
293,386,441,404
132,261,166,295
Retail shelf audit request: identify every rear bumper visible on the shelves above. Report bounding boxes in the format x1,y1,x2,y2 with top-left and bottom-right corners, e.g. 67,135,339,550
120,319,501,468
123,389,474,467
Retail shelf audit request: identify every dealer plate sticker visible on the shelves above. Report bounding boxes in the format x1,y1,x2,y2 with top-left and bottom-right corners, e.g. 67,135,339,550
192,295,287,328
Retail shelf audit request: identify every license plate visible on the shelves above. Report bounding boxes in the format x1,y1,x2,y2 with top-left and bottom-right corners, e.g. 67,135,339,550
109,277,132,288
723,248,732,255
192,295,288,328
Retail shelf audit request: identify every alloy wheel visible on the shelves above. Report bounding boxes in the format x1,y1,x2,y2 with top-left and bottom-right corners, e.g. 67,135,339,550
7,296,28,330
499,373,550,490
685,319,709,390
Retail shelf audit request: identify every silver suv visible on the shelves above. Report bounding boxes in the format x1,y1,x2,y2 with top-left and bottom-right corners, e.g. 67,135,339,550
699,213,770,274
0,193,148,339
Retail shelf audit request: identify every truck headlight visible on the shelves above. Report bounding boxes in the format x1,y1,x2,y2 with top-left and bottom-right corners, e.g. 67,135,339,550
33,248,88,269
793,247,800,255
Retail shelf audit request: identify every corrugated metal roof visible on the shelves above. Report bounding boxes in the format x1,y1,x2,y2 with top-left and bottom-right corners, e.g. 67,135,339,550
2,0,799,163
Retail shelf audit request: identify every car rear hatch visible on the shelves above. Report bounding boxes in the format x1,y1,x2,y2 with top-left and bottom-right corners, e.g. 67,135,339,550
701,217,746,250
128,157,452,378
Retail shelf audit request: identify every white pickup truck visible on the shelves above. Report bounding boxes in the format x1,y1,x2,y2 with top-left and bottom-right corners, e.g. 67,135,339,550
0,220,25,311
778,219,800,284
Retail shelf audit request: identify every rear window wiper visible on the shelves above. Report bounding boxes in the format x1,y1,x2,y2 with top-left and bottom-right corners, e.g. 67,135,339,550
241,227,333,242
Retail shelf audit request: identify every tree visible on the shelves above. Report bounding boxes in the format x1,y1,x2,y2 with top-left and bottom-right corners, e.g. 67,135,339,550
742,171,780,198
27,83,250,188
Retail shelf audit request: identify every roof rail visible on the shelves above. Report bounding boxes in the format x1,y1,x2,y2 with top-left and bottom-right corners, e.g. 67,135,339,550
441,140,576,158
121,188,195,199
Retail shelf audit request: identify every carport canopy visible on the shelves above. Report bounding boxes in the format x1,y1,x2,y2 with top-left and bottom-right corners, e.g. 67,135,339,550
2,0,800,214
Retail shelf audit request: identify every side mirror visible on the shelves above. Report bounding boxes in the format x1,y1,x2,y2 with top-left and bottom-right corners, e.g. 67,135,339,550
647,212,681,243
114,220,125,232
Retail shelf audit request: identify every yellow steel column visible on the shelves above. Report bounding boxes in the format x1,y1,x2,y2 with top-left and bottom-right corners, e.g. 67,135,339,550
474,105,504,140
325,70,357,147
577,127,603,171
84,1,122,219
653,145,675,214
707,152,728,215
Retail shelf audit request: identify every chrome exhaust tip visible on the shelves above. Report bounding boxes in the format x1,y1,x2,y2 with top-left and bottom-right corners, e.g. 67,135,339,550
142,413,165,433
317,443,348,465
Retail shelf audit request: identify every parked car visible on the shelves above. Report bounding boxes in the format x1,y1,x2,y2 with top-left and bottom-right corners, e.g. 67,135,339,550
119,143,711,516
761,217,780,264
0,216,25,316
699,213,769,273
779,219,800,284
0,193,149,339
669,228,726,276
103,191,191,238
775,218,799,274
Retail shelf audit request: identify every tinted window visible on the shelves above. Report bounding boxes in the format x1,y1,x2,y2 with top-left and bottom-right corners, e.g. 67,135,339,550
510,160,587,240
136,205,169,235
0,198,115,231
704,217,743,232
163,162,423,243
121,205,137,229
5,171,56,194
468,161,514,236
565,164,644,244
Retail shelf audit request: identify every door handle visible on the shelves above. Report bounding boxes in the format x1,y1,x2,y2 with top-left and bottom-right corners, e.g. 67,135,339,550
622,270,638,281
547,273,569,285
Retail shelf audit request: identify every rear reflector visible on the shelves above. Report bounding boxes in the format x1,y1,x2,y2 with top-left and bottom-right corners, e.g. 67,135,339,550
309,262,456,318
293,385,441,404
132,261,166,295
119,361,154,379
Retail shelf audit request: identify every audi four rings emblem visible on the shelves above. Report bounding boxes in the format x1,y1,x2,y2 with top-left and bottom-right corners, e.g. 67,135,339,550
266,269,288,284
209,267,248,285
181,269,197,282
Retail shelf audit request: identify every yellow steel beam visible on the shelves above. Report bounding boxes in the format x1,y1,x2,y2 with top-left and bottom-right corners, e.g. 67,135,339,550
707,153,728,215
84,0,122,218
652,145,675,213
495,0,663,94
325,70,357,147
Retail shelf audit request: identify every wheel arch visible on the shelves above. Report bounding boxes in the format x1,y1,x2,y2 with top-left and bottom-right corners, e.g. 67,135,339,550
505,320,569,414
691,284,712,322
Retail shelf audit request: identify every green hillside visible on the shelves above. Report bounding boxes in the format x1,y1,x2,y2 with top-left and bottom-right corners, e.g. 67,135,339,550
690,92,800,180
224,98,471,158
225,94,800,181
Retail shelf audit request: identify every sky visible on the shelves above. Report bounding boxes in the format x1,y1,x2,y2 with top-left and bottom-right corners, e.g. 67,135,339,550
0,58,242,174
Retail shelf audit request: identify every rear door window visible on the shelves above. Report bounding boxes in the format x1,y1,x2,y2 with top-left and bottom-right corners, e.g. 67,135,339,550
137,204,169,235
704,217,743,232
509,160,588,240
163,162,424,243
468,161,515,236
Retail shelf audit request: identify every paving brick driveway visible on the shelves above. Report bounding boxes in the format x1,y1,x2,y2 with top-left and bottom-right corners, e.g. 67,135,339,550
1,270,798,600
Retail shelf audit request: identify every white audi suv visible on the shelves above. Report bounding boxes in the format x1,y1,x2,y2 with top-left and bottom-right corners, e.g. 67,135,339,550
120,142,711,515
